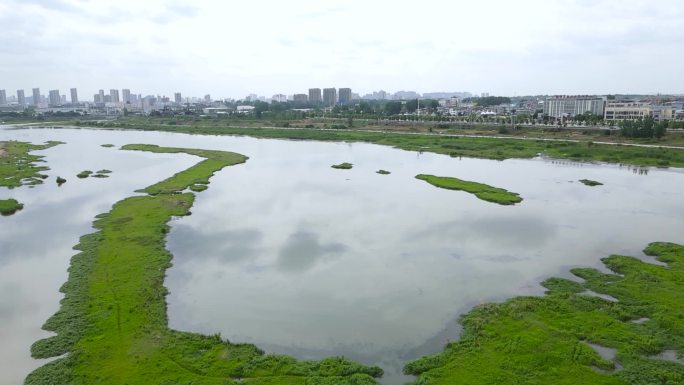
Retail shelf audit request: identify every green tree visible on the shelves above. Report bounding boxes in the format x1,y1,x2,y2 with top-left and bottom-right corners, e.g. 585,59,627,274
654,122,667,139
384,101,402,115
406,99,418,113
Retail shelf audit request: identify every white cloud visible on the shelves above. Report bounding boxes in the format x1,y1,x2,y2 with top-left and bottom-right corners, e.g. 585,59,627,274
1,0,682,98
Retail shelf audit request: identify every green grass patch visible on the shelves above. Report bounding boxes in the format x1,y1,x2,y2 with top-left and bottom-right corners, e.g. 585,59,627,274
415,174,522,205
580,179,604,186
92,174,109,178
332,162,353,169
96,169,112,174
122,144,248,195
376,170,391,175
0,198,23,216
27,145,382,385
0,140,63,188
404,242,684,384
77,170,93,178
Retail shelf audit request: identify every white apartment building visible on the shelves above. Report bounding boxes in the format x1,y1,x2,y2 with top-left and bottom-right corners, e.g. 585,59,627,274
543,96,605,118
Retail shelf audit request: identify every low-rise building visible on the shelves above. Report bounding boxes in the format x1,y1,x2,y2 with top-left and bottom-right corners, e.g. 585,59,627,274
604,101,651,121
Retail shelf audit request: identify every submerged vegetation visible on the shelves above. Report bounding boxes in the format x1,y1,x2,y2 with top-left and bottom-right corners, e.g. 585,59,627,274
56,176,66,186
27,145,382,385
404,242,684,385
0,140,63,188
376,170,391,175
580,179,604,186
332,162,353,169
101,144,115,148
0,198,23,216
415,174,523,205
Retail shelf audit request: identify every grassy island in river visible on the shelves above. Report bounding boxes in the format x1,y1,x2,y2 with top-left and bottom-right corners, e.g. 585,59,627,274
415,174,523,205
0,198,23,215
331,162,353,169
0,140,63,188
27,144,383,385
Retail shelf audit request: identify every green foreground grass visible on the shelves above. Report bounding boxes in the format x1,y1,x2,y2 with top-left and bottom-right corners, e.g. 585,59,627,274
27,144,382,385
404,242,684,384
0,198,23,215
415,174,523,205
0,140,63,188
71,120,684,168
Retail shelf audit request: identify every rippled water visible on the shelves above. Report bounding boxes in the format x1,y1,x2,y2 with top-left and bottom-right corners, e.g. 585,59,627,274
2,127,684,384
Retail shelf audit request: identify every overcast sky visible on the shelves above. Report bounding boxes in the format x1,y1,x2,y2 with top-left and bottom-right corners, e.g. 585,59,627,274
1,0,682,99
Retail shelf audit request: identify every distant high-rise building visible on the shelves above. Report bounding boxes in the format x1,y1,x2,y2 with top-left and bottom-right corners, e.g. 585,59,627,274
122,89,131,103
60,95,67,104
338,88,352,104
174,92,182,103
93,94,101,103
543,96,605,118
0,89,6,105
323,88,337,106
17,90,25,107
70,88,78,104
48,90,61,106
204,94,211,103
293,94,308,102
32,88,41,106
104,95,112,103
308,88,322,103
272,94,287,103
99,89,105,103
110,89,120,103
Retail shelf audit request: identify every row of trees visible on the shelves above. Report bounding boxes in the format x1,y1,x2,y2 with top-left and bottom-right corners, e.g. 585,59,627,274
463,96,512,107
620,116,667,139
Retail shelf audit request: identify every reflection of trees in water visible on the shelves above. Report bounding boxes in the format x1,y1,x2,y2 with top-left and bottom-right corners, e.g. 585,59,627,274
550,159,586,168
548,159,649,176
620,164,649,176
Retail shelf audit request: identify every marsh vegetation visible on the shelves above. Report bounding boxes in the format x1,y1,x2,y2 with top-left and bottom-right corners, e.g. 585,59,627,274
415,174,523,205
27,144,382,385
0,198,23,215
580,179,604,186
332,162,353,169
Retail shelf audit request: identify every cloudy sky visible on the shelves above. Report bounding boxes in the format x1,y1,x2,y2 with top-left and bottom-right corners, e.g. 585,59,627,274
1,0,682,99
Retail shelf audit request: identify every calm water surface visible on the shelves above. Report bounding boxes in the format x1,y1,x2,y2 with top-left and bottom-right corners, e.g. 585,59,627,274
2,127,684,384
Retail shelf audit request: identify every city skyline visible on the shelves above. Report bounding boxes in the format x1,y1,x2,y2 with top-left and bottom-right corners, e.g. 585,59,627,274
1,0,683,99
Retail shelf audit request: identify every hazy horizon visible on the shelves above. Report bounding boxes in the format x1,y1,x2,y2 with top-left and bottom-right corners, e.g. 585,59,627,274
2,0,683,99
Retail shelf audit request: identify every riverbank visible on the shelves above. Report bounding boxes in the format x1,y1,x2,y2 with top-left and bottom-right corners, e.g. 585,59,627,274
27,144,382,385
60,119,684,168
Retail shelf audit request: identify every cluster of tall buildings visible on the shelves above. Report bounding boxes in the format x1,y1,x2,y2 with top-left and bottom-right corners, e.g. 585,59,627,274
0,86,201,109
301,87,353,106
